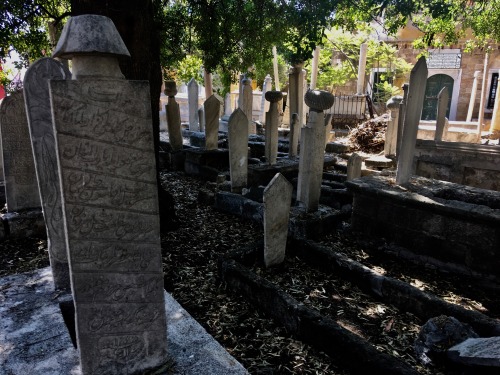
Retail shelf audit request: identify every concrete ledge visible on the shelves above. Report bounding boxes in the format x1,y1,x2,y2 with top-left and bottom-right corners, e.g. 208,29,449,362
0,267,248,375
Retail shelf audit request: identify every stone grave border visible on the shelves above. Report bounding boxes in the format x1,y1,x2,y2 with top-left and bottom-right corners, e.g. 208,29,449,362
217,238,500,374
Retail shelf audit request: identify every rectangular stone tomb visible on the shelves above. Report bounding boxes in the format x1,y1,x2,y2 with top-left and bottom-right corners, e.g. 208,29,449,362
50,79,168,374
346,175,500,277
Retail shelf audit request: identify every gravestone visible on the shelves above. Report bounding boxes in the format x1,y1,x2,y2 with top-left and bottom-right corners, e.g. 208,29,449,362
396,83,409,158
198,105,205,132
164,80,183,152
240,77,255,135
0,91,41,212
396,57,428,185
188,78,200,131
347,153,362,181
297,90,335,212
260,74,272,123
263,173,292,267
264,91,283,165
385,95,403,157
23,57,71,291
228,109,248,193
50,14,168,375
288,65,306,156
289,113,299,158
204,95,220,150
435,87,449,141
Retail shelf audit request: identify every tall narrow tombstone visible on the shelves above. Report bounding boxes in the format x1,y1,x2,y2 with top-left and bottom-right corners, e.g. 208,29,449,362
198,105,205,132
188,77,200,131
396,83,409,158
396,57,428,185
466,71,480,122
264,91,283,165
204,95,221,150
50,15,168,374
357,43,368,94
0,91,41,212
324,113,333,147
289,113,299,158
228,109,248,193
288,65,305,156
347,153,362,181
297,90,335,212
164,80,183,152
263,173,292,267
385,95,403,157
260,74,272,123
23,57,71,291
435,87,449,141
310,46,321,90
240,77,255,135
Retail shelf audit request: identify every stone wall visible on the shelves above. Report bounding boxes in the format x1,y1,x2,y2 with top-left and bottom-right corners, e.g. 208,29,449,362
346,176,500,277
414,140,500,191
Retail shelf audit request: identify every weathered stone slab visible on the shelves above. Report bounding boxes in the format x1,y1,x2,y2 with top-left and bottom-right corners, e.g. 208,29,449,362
240,78,254,135
228,109,248,193
188,78,199,131
448,336,500,367
297,90,335,212
435,87,449,141
23,57,71,291
0,90,41,211
204,95,220,150
50,78,167,375
264,91,282,165
164,81,183,152
263,173,292,267
396,57,428,185
347,153,362,180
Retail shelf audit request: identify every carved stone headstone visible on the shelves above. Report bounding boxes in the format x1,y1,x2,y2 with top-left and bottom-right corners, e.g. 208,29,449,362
0,91,41,212
260,74,272,123
297,90,334,212
204,95,220,150
23,57,71,291
240,77,254,135
51,15,168,375
198,105,205,132
435,87,449,141
288,113,299,158
164,80,183,152
263,173,292,267
228,109,248,193
347,153,362,181
264,91,283,165
385,95,403,157
396,57,428,185
188,78,200,131
288,65,306,156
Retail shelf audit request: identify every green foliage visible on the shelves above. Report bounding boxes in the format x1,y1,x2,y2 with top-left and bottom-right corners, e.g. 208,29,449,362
166,54,204,85
373,80,402,104
0,0,70,66
308,27,412,93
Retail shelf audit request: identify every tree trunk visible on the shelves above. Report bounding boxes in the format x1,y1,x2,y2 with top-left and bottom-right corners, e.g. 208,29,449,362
71,0,178,231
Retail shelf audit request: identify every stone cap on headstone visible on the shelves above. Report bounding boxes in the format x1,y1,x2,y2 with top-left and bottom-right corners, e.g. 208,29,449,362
386,95,403,110
265,91,283,103
164,80,177,97
304,90,335,112
53,14,130,59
